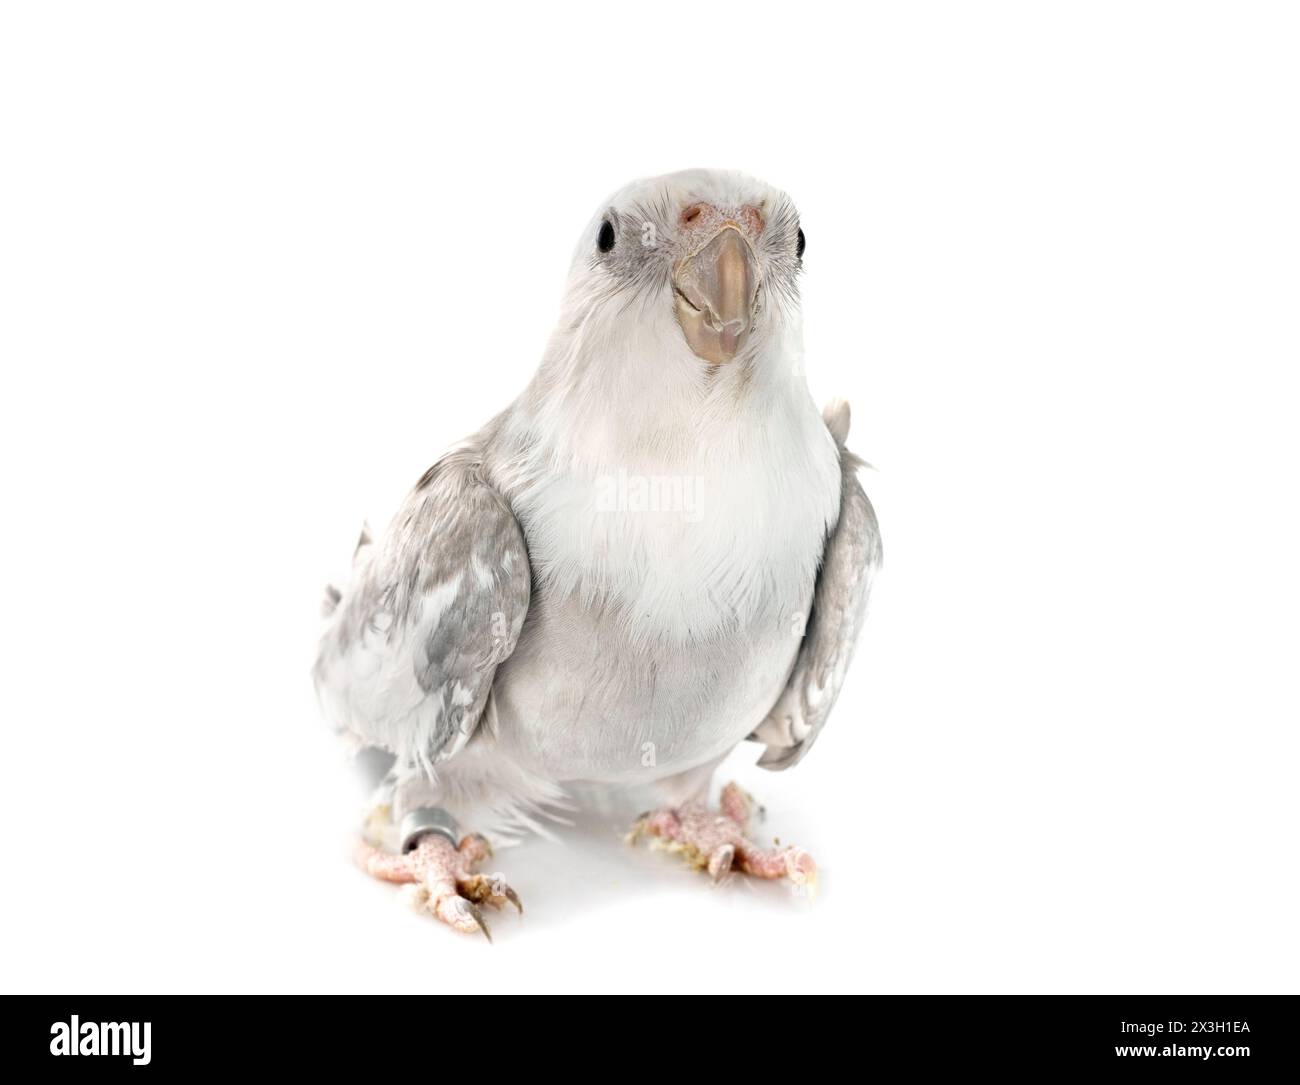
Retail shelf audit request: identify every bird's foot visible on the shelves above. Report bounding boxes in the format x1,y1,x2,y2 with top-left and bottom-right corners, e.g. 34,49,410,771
628,781,818,896
356,832,521,941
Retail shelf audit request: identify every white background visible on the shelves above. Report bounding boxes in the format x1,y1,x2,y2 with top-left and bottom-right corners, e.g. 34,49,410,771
2,2,1297,994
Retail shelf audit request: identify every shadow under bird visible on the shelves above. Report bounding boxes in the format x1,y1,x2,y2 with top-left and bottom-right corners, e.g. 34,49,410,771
313,169,882,938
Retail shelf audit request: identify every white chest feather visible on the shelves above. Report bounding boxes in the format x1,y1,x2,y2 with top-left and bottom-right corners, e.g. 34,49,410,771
485,380,842,782
527,460,830,639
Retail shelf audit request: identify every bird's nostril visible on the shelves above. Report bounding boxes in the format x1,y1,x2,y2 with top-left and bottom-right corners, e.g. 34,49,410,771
681,204,707,226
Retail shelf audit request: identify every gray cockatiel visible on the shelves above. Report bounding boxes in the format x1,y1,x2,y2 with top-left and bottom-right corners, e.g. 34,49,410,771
314,169,881,937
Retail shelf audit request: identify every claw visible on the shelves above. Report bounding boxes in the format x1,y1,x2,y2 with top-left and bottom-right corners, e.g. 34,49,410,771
454,897,493,943
707,843,735,883
503,884,524,915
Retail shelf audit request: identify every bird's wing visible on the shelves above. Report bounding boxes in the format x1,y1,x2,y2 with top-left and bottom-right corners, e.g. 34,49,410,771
313,440,530,773
750,400,882,770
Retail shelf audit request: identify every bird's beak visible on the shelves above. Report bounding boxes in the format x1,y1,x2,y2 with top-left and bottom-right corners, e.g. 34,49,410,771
673,226,758,365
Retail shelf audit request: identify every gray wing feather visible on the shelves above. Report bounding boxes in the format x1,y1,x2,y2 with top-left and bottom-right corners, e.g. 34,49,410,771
751,401,881,770
313,437,530,772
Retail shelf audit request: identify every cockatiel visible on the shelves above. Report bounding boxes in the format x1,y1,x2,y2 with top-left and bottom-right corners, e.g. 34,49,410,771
314,169,881,938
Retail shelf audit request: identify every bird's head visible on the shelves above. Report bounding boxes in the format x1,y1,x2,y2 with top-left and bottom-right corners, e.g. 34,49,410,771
557,169,805,374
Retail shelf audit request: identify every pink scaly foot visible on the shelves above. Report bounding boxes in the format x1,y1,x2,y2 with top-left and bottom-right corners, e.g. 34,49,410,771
629,781,818,895
356,832,521,941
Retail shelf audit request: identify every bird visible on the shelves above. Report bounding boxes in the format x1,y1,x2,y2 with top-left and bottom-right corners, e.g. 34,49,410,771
313,169,881,938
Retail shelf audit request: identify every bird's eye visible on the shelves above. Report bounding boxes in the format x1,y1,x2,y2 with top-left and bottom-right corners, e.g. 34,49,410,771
796,227,806,259
597,220,616,253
